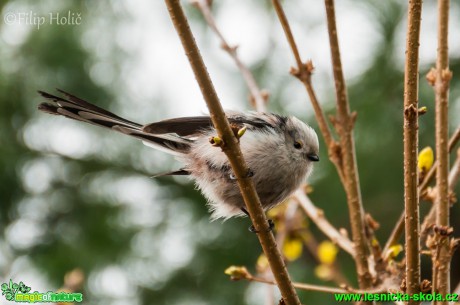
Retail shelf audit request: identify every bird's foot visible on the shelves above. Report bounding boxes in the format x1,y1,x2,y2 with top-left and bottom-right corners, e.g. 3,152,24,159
248,219,275,233
241,207,275,233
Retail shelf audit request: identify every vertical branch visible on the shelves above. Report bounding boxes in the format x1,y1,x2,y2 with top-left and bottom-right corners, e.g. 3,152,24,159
384,126,460,254
421,146,460,235
433,0,452,302
323,0,372,289
192,2,357,299
163,1,301,304
402,0,423,303
272,0,372,291
271,0,345,184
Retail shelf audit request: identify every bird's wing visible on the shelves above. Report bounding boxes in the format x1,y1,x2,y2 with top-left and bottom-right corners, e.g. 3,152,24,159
142,116,213,136
142,112,279,137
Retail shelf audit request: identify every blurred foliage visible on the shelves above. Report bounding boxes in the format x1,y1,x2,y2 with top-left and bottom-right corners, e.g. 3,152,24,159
0,1,459,305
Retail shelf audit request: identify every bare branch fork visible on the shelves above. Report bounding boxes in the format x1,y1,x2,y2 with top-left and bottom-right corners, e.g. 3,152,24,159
171,1,457,303
383,4,456,298
163,1,301,304
383,126,460,254
294,189,354,256
402,0,423,304
420,127,459,235
270,0,345,184
192,0,355,258
323,0,373,290
271,0,373,291
231,266,386,295
190,0,268,112
190,4,360,301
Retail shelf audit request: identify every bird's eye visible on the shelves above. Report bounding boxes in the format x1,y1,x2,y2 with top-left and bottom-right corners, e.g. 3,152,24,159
294,141,302,149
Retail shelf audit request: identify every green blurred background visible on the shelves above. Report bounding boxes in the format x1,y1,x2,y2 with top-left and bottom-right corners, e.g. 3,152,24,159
0,0,459,304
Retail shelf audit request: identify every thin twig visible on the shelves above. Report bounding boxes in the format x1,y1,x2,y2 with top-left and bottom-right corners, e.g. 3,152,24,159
163,1,301,304
195,0,352,264
272,0,372,291
383,126,460,254
424,151,459,299
323,0,372,290
432,1,452,301
191,0,268,112
421,126,460,191
421,133,460,234
402,0,423,303
271,0,345,184
246,273,385,295
299,224,352,286
294,189,355,256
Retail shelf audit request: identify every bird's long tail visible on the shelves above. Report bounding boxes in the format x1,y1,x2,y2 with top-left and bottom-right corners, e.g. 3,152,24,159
38,89,192,155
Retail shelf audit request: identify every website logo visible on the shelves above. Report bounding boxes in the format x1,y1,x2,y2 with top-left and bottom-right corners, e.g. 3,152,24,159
1,279,83,303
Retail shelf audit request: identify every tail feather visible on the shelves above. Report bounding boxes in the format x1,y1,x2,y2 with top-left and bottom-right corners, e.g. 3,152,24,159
38,90,142,129
38,90,192,155
113,125,191,154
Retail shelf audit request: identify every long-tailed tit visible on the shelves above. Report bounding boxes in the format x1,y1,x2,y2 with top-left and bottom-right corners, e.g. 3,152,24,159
38,90,319,220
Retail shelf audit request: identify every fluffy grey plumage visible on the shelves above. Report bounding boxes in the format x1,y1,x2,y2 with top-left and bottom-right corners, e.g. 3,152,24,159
38,90,319,220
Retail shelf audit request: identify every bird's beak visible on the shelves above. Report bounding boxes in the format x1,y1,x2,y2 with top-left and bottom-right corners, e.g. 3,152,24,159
307,153,320,162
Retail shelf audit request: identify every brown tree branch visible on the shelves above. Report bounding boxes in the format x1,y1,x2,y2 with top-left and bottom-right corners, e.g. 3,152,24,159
402,0,423,303
271,0,345,184
272,0,372,292
299,223,352,287
163,1,301,304
238,268,386,295
191,0,268,112
383,126,460,255
421,133,460,234
294,189,355,256
432,1,452,301
194,0,353,265
323,0,372,290
423,150,459,296
421,127,460,191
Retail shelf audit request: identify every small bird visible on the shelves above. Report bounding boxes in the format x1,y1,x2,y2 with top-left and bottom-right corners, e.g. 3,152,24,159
38,90,319,220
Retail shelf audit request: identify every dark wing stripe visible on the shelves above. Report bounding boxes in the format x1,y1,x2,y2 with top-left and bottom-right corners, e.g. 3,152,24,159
143,114,281,137
230,117,275,130
152,169,190,177
143,116,213,136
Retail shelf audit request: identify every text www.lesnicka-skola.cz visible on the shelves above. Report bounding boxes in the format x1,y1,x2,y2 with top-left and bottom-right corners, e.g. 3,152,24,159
334,292,459,302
